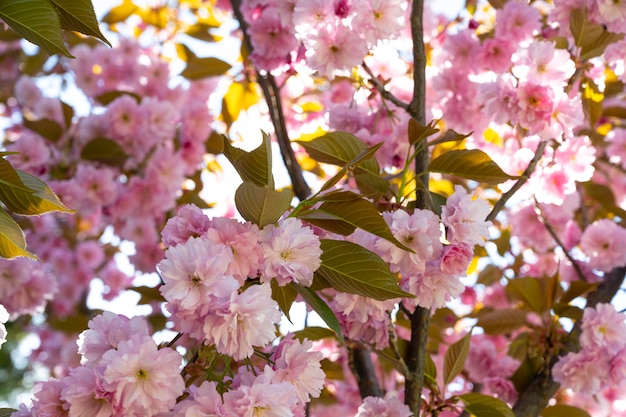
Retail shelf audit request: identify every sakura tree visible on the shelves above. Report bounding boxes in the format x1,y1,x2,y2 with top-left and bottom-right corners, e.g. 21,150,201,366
0,0,626,416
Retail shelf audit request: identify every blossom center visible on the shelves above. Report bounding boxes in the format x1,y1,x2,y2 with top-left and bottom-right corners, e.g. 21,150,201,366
136,368,148,380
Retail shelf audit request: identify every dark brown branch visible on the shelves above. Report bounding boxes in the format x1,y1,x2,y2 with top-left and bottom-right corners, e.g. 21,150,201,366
349,345,383,398
404,2,429,416
230,0,311,200
512,266,626,417
361,61,411,112
487,141,548,222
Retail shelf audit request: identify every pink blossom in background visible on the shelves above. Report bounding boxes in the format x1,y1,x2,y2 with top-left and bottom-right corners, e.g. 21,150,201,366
170,380,225,416
354,391,412,417
440,244,473,275
580,303,626,355
303,23,368,78
260,217,322,286
494,0,541,42
579,219,626,272
553,349,611,395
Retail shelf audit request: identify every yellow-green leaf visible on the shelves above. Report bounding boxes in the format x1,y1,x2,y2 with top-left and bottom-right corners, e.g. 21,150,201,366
49,0,111,46
234,182,292,227
0,206,36,259
476,309,528,335
23,117,63,142
0,170,75,216
181,56,231,80
443,331,471,386
224,132,274,188
542,405,590,417
101,0,137,25
0,0,72,57
459,393,515,417
80,137,129,167
317,239,412,301
292,283,344,344
429,149,518,185
296,131,380,175
271,278,297,319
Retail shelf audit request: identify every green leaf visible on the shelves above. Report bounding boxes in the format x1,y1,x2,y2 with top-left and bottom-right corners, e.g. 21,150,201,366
0,153,32,193
95,90,141,106
0,0,72,57
582,182,626,219
292,326,337,342
0,170,75,216
22,117,63,142
408,118,439,146
234,182,292,227
296,131,380,175
506,277,550,314
318,143,383,193
317,239,412,301
559,280,600,304
292,283,344,344
181,56,232,80
0,409,18,417
49,0,111,46
512,355,543,393
224,132,274,188
424,350,437,381
429,149,518,185
298,191,411,252
541,405,591,417
80,137,129,167
443,331,471,386
570,9,623,60
476,309,528,335
186,22,221,42
272,279,297,319
130,285,165,305
0,206,37,259
459,393,515,417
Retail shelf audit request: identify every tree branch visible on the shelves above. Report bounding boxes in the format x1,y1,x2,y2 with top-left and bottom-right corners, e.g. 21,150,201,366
487,141,548,222
361,61,411,112
349,345,383,398
230,0,311,200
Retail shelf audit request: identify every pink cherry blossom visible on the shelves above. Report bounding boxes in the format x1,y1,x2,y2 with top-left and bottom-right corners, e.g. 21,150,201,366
579,219,626,272
553,349,611,395
223,366,299,416
494,0,541,42
61,367,115,417
161,204,212,247
259,217,322,286
303,23,368,78
354,391,411,417
101,335,184,416
271,336,325,403
77,312,150,366
440,244,473,275
512,41,575,86
376,208,442,276
580,303,626,355
441,185,492,247
158,236,238,313
203,283,281,360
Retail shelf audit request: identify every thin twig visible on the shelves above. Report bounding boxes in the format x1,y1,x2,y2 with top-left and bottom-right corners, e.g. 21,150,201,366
230,0,311,200
361,61,411,112
486,141,548,222
534,200,587,282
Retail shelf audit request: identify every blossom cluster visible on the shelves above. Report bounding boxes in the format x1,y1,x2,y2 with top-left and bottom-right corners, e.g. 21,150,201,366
242,0,405,76
553,304,626,395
